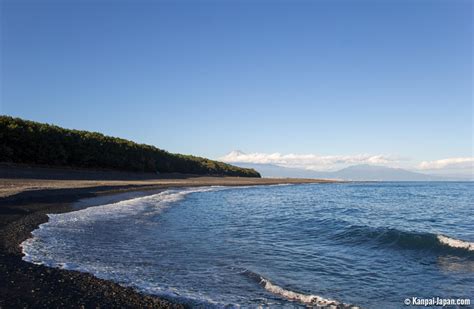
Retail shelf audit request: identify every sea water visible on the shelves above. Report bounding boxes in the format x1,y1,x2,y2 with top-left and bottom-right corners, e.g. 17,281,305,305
22,182,474,308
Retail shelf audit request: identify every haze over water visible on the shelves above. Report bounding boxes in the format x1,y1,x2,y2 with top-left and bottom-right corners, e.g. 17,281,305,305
23,183,474,308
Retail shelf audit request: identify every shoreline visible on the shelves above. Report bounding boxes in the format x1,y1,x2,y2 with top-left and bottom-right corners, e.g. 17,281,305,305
0,171,335,308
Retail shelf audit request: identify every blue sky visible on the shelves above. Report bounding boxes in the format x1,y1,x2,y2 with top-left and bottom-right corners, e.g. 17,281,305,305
1,0,472,173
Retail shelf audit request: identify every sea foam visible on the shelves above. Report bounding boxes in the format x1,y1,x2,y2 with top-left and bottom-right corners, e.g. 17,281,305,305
437,235,474,252
242,270,359,308
21,187,222,265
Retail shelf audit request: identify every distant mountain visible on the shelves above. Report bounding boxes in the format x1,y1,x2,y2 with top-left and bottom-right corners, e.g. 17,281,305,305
331,164,443,181
232,163,453,181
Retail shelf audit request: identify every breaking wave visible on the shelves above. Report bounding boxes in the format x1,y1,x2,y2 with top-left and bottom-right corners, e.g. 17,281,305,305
242,270,360,308
332,225,474,255
437,235,474,252
21,187,223,266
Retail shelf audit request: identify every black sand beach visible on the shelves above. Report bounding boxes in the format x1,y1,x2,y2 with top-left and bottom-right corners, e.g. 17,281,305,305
0,165,332,308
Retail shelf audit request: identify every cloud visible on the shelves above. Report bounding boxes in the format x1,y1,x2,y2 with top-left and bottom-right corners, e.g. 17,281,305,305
219,150,401,171
220,151,474,175
418,157,474,170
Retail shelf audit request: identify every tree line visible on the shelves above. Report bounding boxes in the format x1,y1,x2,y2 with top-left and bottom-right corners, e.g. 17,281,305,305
0,116,260,177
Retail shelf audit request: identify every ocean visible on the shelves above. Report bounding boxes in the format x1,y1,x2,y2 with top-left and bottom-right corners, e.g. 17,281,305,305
22,182,474,308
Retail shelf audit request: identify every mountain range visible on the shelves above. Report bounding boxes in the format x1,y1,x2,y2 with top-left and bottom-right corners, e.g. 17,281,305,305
231,163,472,181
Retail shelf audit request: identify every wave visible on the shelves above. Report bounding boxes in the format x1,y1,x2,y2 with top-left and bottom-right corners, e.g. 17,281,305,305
332,225,474,255
437,235,474,252
21,187,223,265
242,270,359,308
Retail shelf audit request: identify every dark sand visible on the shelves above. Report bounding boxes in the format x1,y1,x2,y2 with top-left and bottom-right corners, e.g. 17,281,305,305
0,165,336,308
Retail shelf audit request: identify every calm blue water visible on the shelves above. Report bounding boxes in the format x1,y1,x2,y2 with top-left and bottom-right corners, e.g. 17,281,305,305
23,182,474,308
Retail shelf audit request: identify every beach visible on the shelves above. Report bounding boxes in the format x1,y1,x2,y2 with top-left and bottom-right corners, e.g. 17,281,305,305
0,164,331,308
2,0,471,306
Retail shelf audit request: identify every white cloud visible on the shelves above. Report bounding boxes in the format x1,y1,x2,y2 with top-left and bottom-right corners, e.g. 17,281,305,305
219,150,401,171
219,151,474,176
418,157,474,170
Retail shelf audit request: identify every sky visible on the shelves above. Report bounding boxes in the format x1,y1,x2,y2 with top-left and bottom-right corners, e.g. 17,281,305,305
1,0,472,174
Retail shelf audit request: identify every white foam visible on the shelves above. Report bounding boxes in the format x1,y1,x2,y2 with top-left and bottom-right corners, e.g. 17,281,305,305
259,276,358,308
437,235,474,252
21,187,223,263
